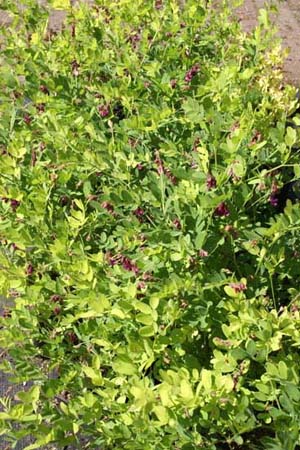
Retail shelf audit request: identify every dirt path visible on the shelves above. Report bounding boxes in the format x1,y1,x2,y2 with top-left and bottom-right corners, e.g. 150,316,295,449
237,0,300,86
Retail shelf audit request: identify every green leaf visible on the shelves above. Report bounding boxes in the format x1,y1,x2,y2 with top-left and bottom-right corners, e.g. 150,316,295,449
285,127,297,148
152,405,169,425
183,98,204,123
112,357,137,375
139,325,156,337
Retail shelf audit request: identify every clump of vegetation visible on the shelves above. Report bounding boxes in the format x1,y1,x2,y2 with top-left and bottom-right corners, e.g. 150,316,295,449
0,0,300,449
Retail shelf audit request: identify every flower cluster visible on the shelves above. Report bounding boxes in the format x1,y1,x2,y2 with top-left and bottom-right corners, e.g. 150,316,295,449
214,202,230,217
1,198,20,211
98,104,110,118
206,173,217,190
229,282,247,293
184,63,200,83
106,252,139,274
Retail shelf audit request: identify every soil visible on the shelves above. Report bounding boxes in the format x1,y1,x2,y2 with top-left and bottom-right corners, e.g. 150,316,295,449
237,0,300,87
0,0,299,85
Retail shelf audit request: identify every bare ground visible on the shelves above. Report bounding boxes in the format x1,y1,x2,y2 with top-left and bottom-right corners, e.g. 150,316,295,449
237,0,300,86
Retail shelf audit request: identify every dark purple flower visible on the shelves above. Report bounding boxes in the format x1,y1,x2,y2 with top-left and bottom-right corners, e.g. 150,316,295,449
101,201,114,215
137,281,146,290
136,163,144,171
51,294,62,303
214,202,230,217
121,256,139,274
106,252,118,266
39,84,49,95
199,249,208,257
60,195,69,206
229,282,247,293
67,331,78,344
133,207,144,217
10,199,20,211
173,218,181,229
269,193,278,207
155,0,163,9
98,104,110,118
26,263,34,276
53,306,61,315
170,79,177,89
206,173,217,190
127,32,141,49
36,103,45,113
2,308,11,318
24,114,32,125
184,63,200,83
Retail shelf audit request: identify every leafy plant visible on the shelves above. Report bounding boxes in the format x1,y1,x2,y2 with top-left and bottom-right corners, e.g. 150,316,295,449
0,0,300,449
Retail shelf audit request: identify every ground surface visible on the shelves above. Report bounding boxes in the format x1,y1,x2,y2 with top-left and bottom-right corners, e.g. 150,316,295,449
237,0,300,86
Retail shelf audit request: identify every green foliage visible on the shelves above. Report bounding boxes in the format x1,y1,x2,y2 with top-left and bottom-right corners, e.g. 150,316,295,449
0,0,300,448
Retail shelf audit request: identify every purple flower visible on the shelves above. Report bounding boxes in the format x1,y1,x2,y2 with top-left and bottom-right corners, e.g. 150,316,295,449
53,306,61,315
170,79,177,89
2,308,11,318
121,256,139,274
98,104,110,118
155,0,163,9
184,63,200,83
67,331,78,344
60,195,69,206
51,294,62,303
199,249,208,257
133,207,144,217
214,202,230,217
10,199,20,211
26,263,34,276
173,218,181,229
137,281,146,290
206,173,217,190
269,193,278,207
101,201,114,214
229,282,247,293
36,103,45,113
106,252,118,266
24,114,32,125
39,84,49,95
136,163,144,171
